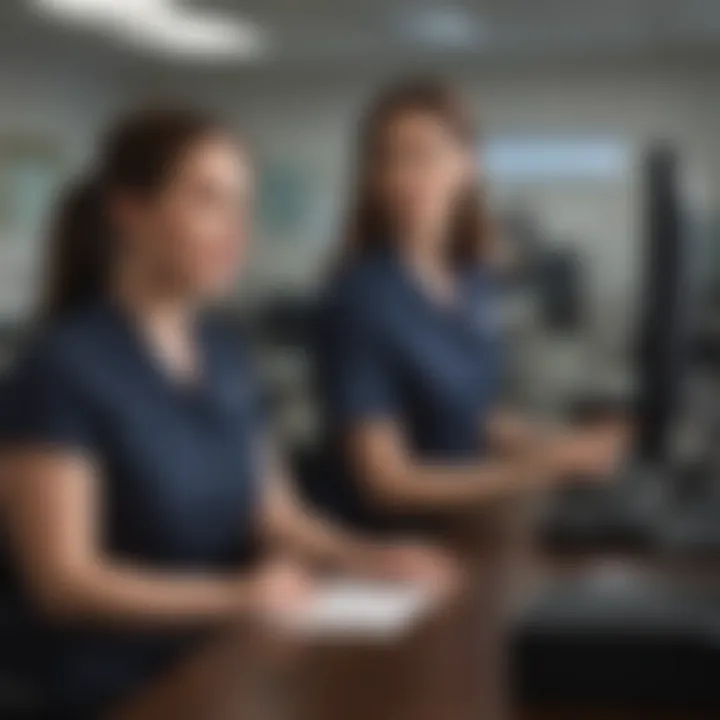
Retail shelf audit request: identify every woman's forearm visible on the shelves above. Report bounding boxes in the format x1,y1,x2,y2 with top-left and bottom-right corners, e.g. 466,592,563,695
263,471,372,571
486,410,548,456
349,423,546,514
8,453,255,629
28,560,252,628
364,457,539,513
353,415,623,515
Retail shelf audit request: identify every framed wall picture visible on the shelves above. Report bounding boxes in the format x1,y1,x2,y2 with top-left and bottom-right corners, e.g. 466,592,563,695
0,134,62,321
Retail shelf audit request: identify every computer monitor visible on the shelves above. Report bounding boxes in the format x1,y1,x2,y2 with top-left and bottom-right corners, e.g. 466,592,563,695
634,144,688,465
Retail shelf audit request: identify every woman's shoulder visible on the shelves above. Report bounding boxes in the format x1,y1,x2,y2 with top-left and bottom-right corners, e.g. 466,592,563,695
0,307,111,443
322,253,400,317
13,305,114,387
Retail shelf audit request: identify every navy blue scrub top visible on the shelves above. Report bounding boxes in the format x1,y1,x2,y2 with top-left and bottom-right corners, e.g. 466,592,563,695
1,300,264,714
314,249,505,529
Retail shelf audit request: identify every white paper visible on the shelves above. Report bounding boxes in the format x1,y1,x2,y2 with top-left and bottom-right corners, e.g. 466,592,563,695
276,579,435,640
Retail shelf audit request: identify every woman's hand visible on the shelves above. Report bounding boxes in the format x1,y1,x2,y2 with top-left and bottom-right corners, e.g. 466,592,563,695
541,420,632,483
246,557,316,619
350,541,461,599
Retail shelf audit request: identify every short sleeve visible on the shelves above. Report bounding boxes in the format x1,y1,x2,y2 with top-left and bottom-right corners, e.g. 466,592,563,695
2,348,98,453
319,288,400,427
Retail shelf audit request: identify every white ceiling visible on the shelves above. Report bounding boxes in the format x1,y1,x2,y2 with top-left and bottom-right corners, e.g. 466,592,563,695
2,0,720,72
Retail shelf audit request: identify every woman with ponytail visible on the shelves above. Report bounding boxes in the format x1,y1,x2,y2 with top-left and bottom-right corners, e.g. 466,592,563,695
0,107,453,719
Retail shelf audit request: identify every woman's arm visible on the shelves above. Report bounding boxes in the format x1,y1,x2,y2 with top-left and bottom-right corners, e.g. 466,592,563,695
487,408,630,472
345,416,624,515
346,421,542,513
259,445,456,584
6,449,308,628
486,409,546,457
260,448,373,571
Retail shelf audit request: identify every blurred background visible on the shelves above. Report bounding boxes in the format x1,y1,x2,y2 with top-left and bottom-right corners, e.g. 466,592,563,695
2,0,720,716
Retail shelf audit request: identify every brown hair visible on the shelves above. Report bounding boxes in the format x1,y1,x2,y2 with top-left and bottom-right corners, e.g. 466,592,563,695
340,77,492,268
41,106,225,322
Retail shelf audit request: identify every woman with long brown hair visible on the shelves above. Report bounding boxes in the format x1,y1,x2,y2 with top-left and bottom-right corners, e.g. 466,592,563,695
316,77,623,525
313,78,627,716
0,106,453,719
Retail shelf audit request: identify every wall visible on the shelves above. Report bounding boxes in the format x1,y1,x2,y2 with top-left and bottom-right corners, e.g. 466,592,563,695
134,63,718,238
127,60,720,359
0,55,133,320
3,55,719,337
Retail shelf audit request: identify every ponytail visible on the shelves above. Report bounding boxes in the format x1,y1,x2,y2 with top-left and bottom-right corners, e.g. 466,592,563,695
40,106,224,323
41,176,110,322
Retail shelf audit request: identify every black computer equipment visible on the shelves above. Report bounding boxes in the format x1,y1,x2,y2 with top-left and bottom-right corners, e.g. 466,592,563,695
513,568,720,710
634,145,689,464
541,144,688,549
515,145,720,711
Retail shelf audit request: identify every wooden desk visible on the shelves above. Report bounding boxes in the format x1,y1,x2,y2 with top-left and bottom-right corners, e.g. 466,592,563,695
115,520,719,720
109,589,483,720
113,508,516,720
290,588,490,720
287,505,523,720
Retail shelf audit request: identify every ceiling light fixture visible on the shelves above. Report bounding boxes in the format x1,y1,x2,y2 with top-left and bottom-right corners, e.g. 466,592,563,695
31,0,268,60
401,6,487,48
32,0,164,26
113,10,267,59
